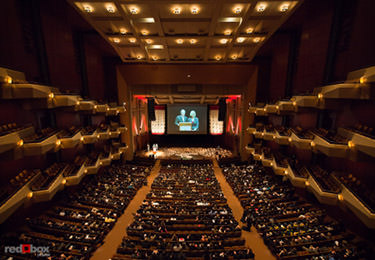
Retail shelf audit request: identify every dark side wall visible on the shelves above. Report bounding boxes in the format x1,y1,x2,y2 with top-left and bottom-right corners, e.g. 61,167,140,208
0,0,118,98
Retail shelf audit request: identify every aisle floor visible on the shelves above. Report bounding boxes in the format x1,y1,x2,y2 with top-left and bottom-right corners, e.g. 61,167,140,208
212,159,275,260
91,160,161,260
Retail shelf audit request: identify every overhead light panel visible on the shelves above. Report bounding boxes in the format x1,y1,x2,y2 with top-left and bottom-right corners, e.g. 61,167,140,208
172,7,181,14
136,55,143,60
257,3,267,12
120,28,127,35
280,3,290,12
253,37,261,43
219,17,242,23
145,39,153,44
129,38,136,43
215,55,222,61
105,4,116,13
129,6,139,14
191,6,200,14
246,27,254,34
141,30,149,35
236,37,246,43
83,4,93,13
176,39,184,44
112,37,120,43
220,39,228,44
152,56,159,61
190,39,197,44
136,17,155,23
231,54,238,60
233,6,242,14
148,45,164,49
224,29,232,36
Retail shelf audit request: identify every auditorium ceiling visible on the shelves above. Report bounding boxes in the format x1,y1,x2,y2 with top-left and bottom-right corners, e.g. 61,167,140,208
69,0,302,63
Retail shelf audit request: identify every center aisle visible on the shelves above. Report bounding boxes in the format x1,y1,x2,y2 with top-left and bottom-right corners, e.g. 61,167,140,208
212,159,275,260
91,160,161,260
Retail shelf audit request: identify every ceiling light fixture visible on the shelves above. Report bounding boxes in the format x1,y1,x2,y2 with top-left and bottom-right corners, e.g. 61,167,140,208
220,39,228,44
233,6,242,14
129,38,136,43
246,27,254,34
106,4,115,13
253,37,261,43
257,3,267,12
172,7,181,14
176,39,184,44
145,39,153,44
129,6,139,14
224,29,232,36
113,38,120,43
236,37,245,43
215,55,222,61
191,6,199,14
120,28,127,35
231,54,238,60
136,55,143,60
83,4,93,13
141,30,149,35
152,56,158,61
148,45,164,49
190,39,197,44
280,3,290,12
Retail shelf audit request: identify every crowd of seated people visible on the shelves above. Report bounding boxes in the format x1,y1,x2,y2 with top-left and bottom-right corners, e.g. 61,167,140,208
335,173,375,213
114,162,254,260
308,166,341,194
313,128,349,145
0,169,39,206
221,161,369,259
0,122,31,136
0,163,151,259
31,163,67,191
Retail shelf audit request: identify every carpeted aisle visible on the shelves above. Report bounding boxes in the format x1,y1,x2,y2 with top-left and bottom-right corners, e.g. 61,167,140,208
212,159,275,260
91,160,161,260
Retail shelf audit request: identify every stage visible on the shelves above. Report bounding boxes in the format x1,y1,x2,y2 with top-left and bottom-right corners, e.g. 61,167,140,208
136,147,233,160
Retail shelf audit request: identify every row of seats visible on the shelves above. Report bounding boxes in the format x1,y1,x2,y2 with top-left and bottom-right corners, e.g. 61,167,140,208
114,163,255,259
0,163,151,259
221,161,370,259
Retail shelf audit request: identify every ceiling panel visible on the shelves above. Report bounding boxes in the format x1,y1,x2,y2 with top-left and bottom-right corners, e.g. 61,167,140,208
69,0,303,63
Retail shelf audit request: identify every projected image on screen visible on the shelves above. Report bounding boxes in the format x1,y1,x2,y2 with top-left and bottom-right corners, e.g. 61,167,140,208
167,105,207,134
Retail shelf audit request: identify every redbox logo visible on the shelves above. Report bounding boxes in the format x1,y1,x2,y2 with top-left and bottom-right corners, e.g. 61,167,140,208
4,244,50,257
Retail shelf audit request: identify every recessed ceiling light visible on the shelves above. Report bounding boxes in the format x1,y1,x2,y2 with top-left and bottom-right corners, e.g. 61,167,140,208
105,4,115,13
220,39,228,44
129,6,139,14
190,39,197,44
236,37,246,43
152,56,158,61
257,3,267,12
280,3,290,12
231,54,238,60
246,27,254,34
120,28,127,35
136,55,143,60
172,7,181,14
145,39,153,44
191,6,200,14
112,38,120,43
224,29,232,36
233,6,242,14
141,30,149,35
253,37,262,43
129,38,136,43
215,55,222,61
83,4,93,13
176,39,184,44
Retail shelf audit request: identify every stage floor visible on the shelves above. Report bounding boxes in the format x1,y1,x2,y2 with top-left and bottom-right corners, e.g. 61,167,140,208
137,147,233,160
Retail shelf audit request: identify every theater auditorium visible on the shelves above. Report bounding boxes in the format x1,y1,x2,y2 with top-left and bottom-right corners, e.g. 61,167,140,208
0,0,375,259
